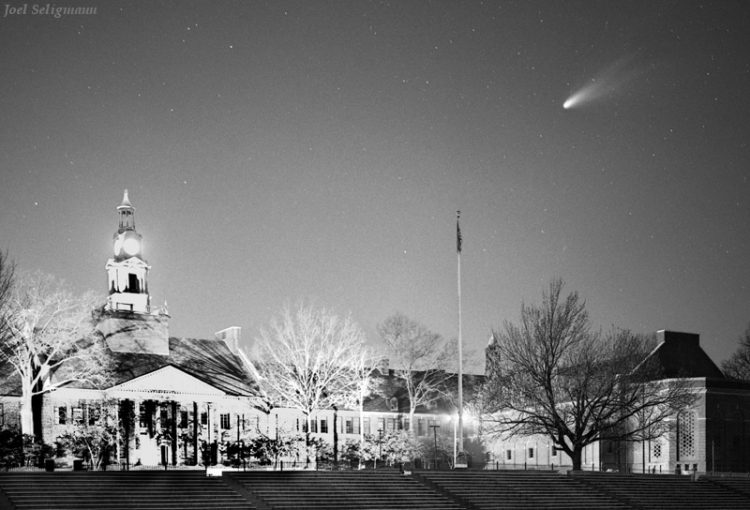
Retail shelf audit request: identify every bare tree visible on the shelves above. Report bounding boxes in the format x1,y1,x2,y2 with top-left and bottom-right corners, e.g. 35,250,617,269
377,313,454,433
721,323,750,381
484,278,695,470
0,271,109,439
0,251,13,313
253,304,366,460
336,347,383,466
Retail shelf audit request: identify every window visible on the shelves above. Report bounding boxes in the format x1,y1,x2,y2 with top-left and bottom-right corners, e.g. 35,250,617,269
160,407,169,428
200,412,208,426
345,419,354,434
220,413,230,430
180,411,188,428
528,448,534,459
320,419,328,434
58,406,67,425
677,410,696,460
139,403,148,428
57,406,68,425
310,419,318,433
363,418,370,435
389,397,399,411
551,446,557,457
127,273,140,293
88,405,101,426
73,406,84,425
506,449,512,461
417,419,425,437
386,418,395,432
652,441,662,459
403,419,409,432
377,418,385,432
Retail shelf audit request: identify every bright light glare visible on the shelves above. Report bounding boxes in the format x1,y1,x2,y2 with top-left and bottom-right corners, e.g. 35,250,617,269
123,238,140,256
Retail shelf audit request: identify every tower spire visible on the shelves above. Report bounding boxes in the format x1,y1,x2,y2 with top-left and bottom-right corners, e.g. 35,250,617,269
106,190,150,314
117,189,136,233
120,188,133,208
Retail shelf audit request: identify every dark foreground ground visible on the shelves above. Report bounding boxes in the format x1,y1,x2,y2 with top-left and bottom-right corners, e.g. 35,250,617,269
1,469,750,509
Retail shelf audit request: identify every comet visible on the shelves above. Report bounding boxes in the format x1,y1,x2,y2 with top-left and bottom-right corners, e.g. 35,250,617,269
563,54,645,110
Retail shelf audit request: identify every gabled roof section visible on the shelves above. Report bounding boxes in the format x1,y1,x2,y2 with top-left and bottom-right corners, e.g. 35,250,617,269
106,365,225,397
637,330,724,380
106,337,260,396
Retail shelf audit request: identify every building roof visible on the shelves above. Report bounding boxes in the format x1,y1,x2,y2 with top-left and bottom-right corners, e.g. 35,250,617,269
105,336,259,396
0,336,259,398
638,330,725,380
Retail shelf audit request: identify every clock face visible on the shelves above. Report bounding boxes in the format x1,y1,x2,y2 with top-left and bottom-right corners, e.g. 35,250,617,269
123,237,141,256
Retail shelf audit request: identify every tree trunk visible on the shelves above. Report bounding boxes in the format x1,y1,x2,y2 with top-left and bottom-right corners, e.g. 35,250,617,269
333,408,339,468
358,400,365,469
20,393,34,437
571,445,583,471
31,393,44,443
409,407,416,434
305,414,311,466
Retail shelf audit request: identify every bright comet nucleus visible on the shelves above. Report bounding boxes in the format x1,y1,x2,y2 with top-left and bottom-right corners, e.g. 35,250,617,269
563,94,581,109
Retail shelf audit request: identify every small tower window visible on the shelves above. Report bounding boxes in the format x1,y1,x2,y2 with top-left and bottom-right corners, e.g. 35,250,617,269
127,274,140,293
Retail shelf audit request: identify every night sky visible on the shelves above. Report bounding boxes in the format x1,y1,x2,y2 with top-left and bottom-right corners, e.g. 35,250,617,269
1,1,749,372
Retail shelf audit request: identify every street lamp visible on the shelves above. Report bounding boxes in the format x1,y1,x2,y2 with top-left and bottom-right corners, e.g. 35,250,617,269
430,424,441,470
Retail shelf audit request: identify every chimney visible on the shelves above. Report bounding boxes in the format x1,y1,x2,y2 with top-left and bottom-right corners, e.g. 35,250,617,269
656,330,699,347
215,326,241,355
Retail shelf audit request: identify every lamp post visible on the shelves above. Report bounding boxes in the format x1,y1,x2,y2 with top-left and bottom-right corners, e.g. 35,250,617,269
430,424,441,470
376,428,384,469
453,414,457,468
240,440,245,472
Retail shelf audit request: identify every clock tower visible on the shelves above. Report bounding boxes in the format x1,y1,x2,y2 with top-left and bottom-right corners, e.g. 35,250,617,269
105,189,151,314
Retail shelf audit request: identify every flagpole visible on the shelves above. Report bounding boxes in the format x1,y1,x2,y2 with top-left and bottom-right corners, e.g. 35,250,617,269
456,210,464,459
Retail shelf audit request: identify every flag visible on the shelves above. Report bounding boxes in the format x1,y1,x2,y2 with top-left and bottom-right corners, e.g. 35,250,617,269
456,211,462,253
